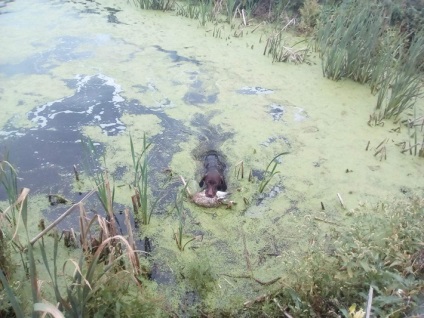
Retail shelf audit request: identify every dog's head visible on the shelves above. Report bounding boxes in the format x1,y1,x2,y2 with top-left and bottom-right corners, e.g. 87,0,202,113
199,170,227,198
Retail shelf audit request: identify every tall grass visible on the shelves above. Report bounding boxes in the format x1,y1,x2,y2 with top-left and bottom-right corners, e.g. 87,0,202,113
175,0,215,26
0,156,19,226
316,0,385,82
0,160,156,316
129,0,174,11
130,133,153,225
317,0,424,120
173,187,195,251
85,139,119,237
375,28,424,120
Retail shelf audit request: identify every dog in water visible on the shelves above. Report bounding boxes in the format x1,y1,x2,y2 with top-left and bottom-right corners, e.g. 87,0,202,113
199,150,227,198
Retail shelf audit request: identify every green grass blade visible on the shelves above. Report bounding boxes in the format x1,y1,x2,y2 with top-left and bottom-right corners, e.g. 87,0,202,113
0,269,25,317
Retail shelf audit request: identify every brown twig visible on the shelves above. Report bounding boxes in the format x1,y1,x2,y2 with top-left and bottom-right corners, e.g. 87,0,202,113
314,217,339,226
73,164,80,182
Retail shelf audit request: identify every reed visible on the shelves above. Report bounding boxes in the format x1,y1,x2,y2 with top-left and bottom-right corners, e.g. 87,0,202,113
130,133,152,225
173,187,195,251
375,29,424,120
317,0,423,120
129,0,174,11
85,139,118,236
0,156,19,226
316,0,385,81
264,20,308,64
258,152,289,193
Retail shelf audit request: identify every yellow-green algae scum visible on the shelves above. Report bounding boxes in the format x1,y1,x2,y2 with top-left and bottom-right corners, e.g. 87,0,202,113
1,0,423,313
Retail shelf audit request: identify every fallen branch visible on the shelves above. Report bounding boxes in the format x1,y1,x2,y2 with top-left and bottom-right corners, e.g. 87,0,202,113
30,190,96,245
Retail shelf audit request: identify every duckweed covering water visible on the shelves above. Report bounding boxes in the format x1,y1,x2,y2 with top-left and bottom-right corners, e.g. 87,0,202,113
1,0,423,315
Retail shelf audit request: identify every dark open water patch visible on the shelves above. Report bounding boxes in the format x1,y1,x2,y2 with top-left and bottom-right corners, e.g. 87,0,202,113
153,45,200,66
0,74,190,202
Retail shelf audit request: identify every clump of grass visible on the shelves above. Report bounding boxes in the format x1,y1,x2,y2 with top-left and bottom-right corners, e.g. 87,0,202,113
175,0,215,26
317,0,423,120
299,0,321,33
374,28,424,120
84,139,119,237
0,159,159,316
0,156,19,226
129,0,174,11
258,152,289,193
173,187,195,251
264,22,309,64
183,256,216,296
316,0,386,82
130,133,153,225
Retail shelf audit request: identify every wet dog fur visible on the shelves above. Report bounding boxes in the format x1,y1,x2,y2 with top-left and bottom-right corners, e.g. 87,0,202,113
199,150,227,198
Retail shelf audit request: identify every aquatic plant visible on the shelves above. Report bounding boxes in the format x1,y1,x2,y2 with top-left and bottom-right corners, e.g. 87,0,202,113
316,0,386,82
129,0,174,11
0,156,19,226
258,152,289,193
0,161,158,316
299,0,321,33
173,187,195,251
183,256,216,296
374,29,424,120
175,0,215,26
263,22,309,64
317,0,423,120
84,139,119,236
130,133,153,225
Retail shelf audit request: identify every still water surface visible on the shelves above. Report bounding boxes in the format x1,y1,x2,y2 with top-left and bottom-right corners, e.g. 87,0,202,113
1,0,423,312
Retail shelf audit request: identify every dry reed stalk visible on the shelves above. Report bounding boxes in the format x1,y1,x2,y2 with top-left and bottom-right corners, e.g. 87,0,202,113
73,164,79,182
30,190,96,245
337,193,345,209
124,208,141,276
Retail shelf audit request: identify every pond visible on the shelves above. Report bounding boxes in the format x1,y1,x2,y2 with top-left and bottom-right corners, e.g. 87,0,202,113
1,0,423,314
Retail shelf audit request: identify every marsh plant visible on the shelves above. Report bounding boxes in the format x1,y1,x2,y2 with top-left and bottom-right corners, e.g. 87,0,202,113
264,20,309,64
299,0,321,33
130,133,153,225
173,187,195,251
129,0,174,11
183,256,216,297
241,197,424,317
0,160,158,317
374,28,424,120
317,0,424,120
258,152,289,193
84,139,119,237
175,0,215,26
0,156,19,226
